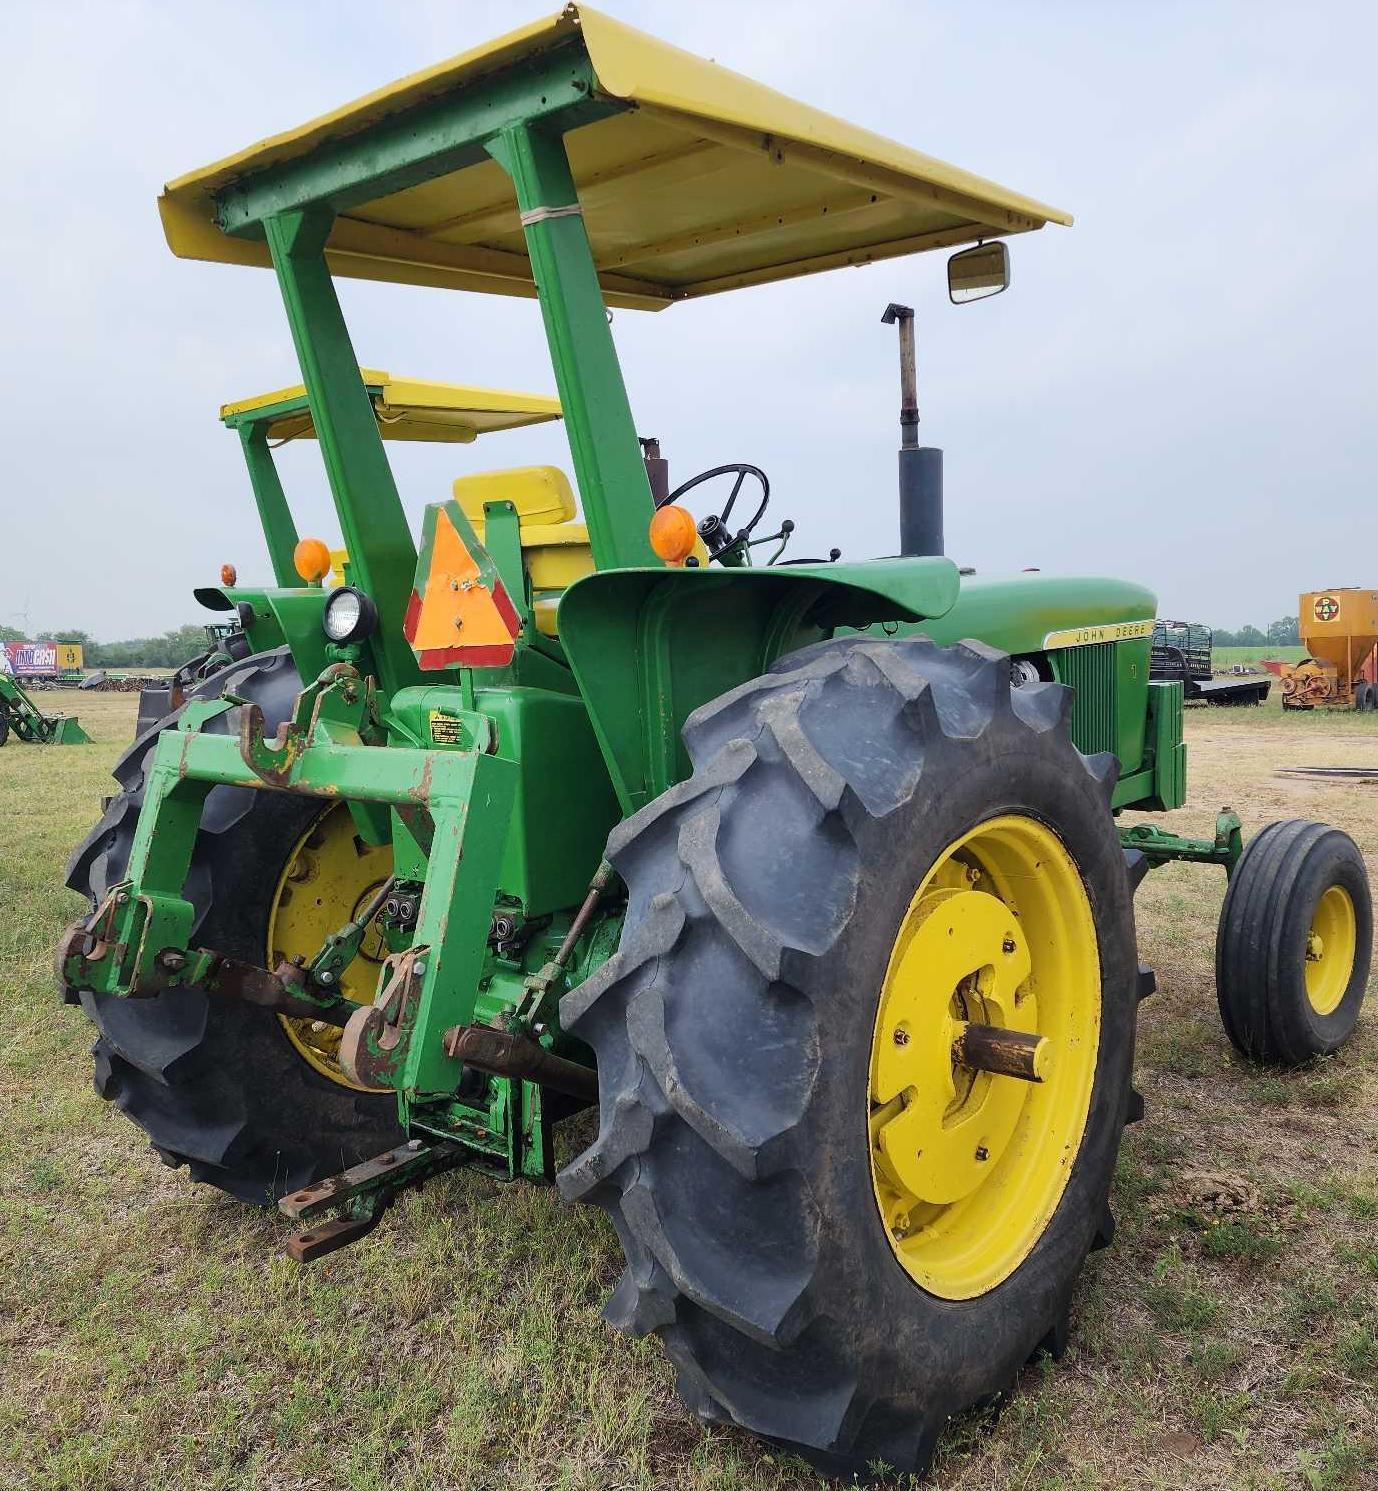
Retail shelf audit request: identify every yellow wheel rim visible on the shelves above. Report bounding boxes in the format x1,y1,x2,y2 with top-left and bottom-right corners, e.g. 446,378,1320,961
1304,884,1356,1016
868,814,1101,1300
267,802,392,1090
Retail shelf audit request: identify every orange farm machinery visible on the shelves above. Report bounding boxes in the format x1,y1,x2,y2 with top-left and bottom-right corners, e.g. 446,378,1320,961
1283,590,1378,711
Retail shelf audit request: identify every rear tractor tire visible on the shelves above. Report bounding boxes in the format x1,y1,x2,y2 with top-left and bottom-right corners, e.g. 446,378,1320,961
65,648,402,1204
1216,819,1371,1065
561,636,1150,1477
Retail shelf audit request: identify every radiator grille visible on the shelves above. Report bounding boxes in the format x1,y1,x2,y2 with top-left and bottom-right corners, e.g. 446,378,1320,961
1055,643,1118,757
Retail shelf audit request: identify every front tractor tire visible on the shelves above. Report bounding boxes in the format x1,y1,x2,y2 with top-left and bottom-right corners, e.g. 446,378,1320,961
1216,819,1372,1065
560,637,1148,1477
65,649,401,1204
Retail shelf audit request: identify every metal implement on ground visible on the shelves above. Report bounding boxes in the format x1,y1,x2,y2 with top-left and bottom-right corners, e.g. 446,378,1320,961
1282,588,1378,711
0,672,90,745
60,7,1374,1479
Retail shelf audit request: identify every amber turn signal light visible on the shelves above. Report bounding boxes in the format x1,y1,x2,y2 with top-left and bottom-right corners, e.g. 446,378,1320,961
294,537,333,584
648,504,698,567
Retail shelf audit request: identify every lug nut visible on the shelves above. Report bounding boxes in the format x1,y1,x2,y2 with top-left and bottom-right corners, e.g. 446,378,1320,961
1002,936,1017,954
975,1145,990,1162
892,1028,910,1046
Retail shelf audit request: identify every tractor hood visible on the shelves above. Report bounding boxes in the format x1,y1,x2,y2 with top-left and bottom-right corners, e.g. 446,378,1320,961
918,573,1157,656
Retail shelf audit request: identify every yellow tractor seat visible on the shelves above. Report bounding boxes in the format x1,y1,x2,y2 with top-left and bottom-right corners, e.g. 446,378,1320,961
454,464,576,527
454,466,595,634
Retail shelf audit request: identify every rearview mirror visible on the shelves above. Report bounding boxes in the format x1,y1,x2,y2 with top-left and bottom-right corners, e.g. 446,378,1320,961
947,242,1009,304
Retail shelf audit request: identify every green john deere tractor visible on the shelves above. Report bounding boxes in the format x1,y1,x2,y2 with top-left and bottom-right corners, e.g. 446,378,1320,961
61,8,1371,1476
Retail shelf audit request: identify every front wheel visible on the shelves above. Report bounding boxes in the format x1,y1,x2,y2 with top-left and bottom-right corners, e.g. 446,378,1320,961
560,637,1148,1477
1216,820,1371,1065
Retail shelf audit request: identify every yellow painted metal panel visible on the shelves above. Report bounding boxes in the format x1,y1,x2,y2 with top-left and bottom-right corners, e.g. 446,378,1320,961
521,532,596,592
1043,619,1154,650
220,370,560,443
159,6,1070,306
1299,589,1378,682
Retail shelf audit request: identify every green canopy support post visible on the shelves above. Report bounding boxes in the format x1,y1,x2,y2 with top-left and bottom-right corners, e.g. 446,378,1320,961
487,124,658,573
263,207,421,696
237,423,301,588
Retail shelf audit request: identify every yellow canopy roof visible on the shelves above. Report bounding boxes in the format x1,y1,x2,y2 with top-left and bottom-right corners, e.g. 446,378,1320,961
219,369,561,444
161,6,1070,311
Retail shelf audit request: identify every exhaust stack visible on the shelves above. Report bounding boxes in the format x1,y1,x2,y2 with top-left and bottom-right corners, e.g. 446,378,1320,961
882,302,943,558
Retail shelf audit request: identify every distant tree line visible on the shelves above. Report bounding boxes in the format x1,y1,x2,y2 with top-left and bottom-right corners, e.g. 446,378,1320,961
1210,616,1301,648
0,623,213,669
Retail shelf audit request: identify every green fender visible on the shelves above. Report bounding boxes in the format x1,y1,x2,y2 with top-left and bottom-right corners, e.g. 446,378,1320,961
195,584,333,682
557,557,960,814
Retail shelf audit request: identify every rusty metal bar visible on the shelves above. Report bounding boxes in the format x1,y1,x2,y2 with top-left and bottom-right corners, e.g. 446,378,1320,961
279,1139,465,1262
952,1022,1050,1083
442,1023,597,1103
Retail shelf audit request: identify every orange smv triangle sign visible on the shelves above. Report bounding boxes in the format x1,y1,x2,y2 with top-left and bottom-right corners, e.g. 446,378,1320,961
403,503,522,669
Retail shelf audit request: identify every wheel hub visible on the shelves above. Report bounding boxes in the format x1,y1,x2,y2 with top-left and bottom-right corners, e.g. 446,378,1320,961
268,802,393,1089
868,815,1101,1300
872,889,1034,1206
1304,883,1356,1016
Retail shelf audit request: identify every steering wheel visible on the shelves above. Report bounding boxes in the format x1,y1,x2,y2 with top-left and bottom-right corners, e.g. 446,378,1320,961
662,463,770,559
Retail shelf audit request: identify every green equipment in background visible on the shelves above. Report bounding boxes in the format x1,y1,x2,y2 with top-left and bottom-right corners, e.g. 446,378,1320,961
0,673,90,745
59,8,1372,1478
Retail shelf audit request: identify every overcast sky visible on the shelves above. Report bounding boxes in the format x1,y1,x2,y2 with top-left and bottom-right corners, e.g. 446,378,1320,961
2,1,1375,640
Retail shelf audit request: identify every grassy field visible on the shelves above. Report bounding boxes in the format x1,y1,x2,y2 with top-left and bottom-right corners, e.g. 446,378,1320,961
1210,644,1306,667
1213,646,1306,668
2,689,1376,1490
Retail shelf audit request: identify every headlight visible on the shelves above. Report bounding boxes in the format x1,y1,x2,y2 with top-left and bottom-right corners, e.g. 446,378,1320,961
322,587,378,644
